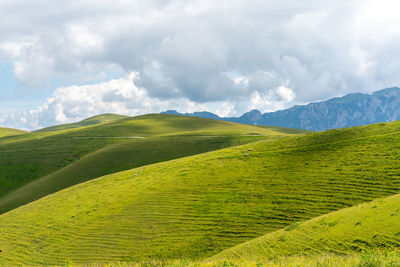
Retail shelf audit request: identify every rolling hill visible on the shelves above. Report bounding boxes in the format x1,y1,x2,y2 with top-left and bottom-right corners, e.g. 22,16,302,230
209,193,400,262
0,114,301,213
34,113,129,132
0,119,400,264
0,127,26,138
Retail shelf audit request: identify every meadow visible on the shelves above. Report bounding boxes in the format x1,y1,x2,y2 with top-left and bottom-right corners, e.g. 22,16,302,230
210,193,400,261
0,114,298,213
64,250,400,266
0,116,400,265
0,126,26,138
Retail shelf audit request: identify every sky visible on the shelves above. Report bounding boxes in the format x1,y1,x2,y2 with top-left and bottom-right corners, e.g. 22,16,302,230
1,0,400,130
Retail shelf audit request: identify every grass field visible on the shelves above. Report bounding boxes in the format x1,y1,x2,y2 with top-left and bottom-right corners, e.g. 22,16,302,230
0,126,26,137
34,113,129,132
64,250,400,266
0,114,301,213
0,119,400,264
210,193,400,262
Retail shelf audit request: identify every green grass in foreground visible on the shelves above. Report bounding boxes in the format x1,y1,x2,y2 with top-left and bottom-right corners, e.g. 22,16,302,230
0,126,26,137
0,114,293,213
63,250,400,266
1,121,400,264
210,194,400,262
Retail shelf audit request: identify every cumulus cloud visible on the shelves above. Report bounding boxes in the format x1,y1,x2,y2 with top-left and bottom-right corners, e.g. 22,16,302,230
248,85,295,113
0,73,233,129
0,73,296,130
2,0,400,128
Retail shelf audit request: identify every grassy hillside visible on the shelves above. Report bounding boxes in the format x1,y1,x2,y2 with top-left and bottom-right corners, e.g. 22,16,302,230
0,127,26,137
0,114,295,213
0,135,264,214
210,194,400,262
0,121,400,264
66,251,400,266
34,113,129,132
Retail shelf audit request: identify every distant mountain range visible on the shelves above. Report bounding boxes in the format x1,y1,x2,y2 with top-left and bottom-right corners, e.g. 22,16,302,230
162,87,400,131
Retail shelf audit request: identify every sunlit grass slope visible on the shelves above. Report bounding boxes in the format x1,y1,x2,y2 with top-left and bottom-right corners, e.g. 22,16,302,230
66,251,400,267
34,113,129,132
0,114,294,213
0,135,265,213
210,194,400,262
1,121,400,264
0,126,26,137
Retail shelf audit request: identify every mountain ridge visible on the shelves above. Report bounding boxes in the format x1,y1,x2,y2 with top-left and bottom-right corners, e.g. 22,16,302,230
162,87,400,131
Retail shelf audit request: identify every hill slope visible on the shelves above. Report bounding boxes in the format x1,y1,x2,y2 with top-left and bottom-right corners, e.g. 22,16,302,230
210,193,400,262
34,113,129,132
0,114,296,213
0,121,400,264
163,87,400,131
0,127,26,137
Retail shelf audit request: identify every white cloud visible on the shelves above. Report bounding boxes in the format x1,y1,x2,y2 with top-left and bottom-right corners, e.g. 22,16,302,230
215,102,235,117
2,0,400,127
233,76,249,86
0,41,34,58
248,85,295,113
0,73,298,130
13,52,54,84
69,24,103,50
0,73,246,130
277,85,295,102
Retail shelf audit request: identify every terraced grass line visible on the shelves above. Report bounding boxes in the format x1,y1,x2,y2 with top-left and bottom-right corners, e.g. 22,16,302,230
0,127,26,137
65,250,400,266
210,194,400,262
0,135,267,213
0,114,294,213
1,120,400,264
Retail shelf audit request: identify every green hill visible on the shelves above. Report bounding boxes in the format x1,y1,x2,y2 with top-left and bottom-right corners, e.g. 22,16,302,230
0,120,400,264
0,127,26,137
34,113,129,132
209,193,400,262
0,114,296,213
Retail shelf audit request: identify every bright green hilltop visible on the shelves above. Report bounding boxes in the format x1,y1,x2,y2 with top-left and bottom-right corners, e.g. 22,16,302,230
34,113,129,132
0,126,26,138
0,115,400,265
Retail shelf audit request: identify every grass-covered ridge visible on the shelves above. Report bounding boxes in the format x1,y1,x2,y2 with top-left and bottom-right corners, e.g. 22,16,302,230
210,194,400,262
0,126,26,137
34,113,129,132
0,121,400,264
0,114,296,213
